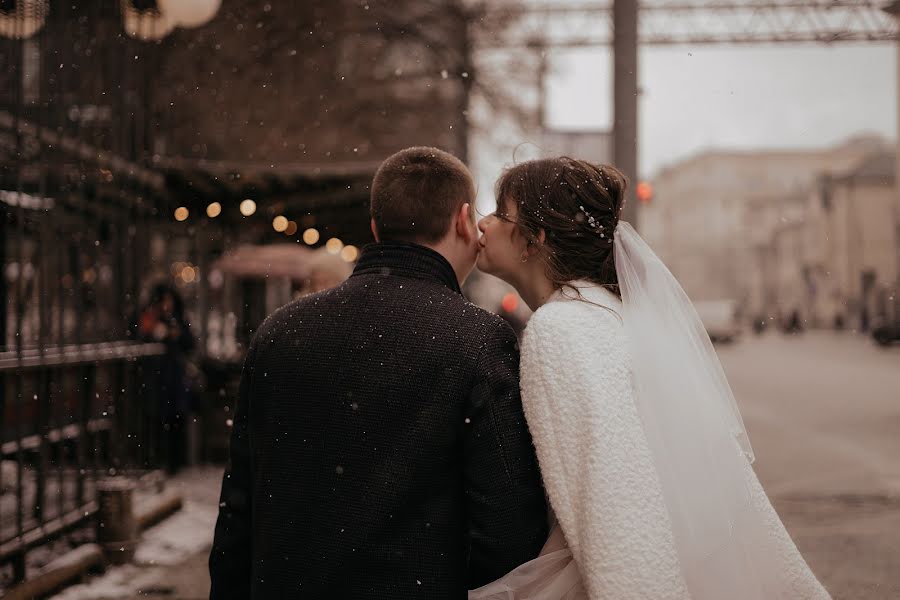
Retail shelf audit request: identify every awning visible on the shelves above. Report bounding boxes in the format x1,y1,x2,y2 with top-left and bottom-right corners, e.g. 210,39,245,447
213,243,315,281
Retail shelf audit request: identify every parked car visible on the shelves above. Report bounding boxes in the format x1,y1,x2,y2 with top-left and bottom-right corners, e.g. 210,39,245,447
694,300,741,344
872,321,900,347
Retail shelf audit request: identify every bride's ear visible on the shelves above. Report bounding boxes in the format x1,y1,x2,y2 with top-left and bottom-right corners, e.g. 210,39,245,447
526,229,547,257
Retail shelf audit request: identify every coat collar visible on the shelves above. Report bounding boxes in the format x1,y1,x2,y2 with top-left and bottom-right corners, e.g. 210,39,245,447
546,280,622,315
351,242,461,294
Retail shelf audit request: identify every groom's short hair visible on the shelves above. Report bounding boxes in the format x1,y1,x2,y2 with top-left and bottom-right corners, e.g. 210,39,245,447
370,146,475,244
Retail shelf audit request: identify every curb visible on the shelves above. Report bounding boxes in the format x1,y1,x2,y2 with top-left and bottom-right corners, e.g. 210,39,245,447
3,492,184,599
136,491,184,532
3,544,104,600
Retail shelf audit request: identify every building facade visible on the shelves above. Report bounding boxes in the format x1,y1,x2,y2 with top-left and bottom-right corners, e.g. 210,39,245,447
803,151,898,330
639,136,890,321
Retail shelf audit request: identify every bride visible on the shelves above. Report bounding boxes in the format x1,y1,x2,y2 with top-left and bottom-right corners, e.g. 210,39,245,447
469,157,831,600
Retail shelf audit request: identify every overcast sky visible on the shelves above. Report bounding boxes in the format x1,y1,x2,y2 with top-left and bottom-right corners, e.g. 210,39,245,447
544,44,896,177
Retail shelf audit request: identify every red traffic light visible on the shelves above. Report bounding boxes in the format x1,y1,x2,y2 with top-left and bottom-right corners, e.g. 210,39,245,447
637,181,653,204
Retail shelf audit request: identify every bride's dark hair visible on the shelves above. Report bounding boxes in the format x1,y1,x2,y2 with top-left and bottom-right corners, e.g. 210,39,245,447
495,157,627,298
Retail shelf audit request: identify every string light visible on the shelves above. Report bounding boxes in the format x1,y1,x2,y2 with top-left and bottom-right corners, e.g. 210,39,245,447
285,220,298,236
272,215,289,232
325,238,344,255
302,228,320,245
206,202,222,218
340,245,359,262
174,206,189,222
240,199,256,217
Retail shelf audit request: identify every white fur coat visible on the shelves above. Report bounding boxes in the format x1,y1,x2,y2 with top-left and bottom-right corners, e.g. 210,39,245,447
518,282,831,600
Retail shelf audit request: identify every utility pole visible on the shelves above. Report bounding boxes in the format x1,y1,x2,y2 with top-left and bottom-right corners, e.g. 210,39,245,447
613,0,639,226
884,0,900,323
886,1,900,324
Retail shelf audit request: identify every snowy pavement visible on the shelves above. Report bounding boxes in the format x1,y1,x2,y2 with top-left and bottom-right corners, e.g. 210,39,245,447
50,467,223,600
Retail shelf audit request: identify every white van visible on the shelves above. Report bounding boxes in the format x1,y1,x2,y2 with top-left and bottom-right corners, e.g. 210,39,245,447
694,300,741,343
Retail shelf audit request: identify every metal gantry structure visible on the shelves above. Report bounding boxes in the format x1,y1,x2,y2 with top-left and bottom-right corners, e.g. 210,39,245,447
480,0,898,222
490,0,898,47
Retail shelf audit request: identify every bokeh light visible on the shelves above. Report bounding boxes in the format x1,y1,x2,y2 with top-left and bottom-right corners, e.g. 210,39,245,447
272,215,289,232
501,292,519,313
341,245,359,262
303,228,320,245
240,199,257,217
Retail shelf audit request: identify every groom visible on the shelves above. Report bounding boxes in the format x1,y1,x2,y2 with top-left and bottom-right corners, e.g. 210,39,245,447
209,147,548,599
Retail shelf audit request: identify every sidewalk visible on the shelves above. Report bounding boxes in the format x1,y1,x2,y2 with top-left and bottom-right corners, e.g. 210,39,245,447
50,466,224,600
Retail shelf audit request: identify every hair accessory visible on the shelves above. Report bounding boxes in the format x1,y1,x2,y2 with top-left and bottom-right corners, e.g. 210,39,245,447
578,205,606,237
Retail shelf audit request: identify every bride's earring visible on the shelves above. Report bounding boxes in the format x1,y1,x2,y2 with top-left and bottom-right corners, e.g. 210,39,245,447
521,239,534,263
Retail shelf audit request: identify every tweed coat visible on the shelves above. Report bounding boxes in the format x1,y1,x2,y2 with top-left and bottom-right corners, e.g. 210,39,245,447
209,241,548,599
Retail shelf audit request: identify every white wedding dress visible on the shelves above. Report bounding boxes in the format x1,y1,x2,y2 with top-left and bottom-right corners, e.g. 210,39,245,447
469,281,832,600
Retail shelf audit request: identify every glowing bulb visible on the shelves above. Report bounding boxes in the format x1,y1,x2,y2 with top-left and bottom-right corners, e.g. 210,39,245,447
158,0,221,28
285,220,298,236
325,238,344,255
239,199,256,217
206,202,222,218
341,245,359,262
272,215,289,232
174,207,189,222
302,228,320,245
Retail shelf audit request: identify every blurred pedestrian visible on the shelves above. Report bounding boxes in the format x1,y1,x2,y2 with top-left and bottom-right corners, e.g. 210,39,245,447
136,282,196,474
784,309,804,335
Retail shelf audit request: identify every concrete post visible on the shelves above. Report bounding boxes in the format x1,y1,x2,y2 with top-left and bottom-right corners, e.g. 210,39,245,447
96,477,138,565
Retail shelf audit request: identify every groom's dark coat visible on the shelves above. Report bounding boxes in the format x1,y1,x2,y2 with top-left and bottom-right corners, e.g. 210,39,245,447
209,242,548,599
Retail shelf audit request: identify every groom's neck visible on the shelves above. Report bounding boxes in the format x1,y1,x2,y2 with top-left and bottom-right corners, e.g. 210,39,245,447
422,239,470,287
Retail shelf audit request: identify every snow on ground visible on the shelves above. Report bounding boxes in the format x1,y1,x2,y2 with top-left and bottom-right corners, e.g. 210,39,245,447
50,467,222,600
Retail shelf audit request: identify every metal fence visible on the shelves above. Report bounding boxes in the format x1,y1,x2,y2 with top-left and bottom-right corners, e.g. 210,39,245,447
0,1,180,585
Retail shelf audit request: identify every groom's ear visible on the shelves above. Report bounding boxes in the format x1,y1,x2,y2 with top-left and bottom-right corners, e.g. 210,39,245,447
454,202,476,242
370,218,380,242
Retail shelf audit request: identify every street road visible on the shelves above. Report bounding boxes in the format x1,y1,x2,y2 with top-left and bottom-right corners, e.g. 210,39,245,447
719,331,900,600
